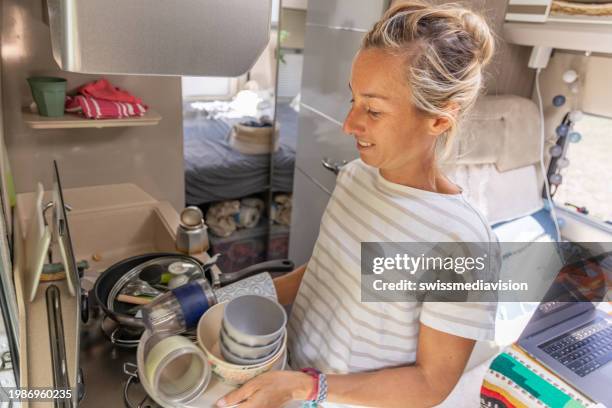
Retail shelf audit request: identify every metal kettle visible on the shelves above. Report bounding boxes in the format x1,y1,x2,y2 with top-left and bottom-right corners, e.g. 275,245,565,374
176,207,209,254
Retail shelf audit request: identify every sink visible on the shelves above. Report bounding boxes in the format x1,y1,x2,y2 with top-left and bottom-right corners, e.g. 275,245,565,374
68,203,179,288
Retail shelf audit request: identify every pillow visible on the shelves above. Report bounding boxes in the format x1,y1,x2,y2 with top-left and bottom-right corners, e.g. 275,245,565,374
448,164,544,225
443,95,542,172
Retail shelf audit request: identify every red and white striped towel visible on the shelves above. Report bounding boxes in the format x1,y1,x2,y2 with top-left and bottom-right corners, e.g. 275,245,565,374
79,79,143,105
65,95,147,119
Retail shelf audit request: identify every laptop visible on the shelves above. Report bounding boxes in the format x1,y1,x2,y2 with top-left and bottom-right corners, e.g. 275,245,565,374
517,251,612,406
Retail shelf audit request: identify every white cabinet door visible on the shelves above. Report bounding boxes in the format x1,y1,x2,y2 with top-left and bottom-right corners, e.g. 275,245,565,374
295,106,357,193
289,1,386,263
289,168,332,265
301,25,362,124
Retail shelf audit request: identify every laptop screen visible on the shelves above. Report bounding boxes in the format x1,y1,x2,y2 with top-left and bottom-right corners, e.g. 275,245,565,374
520,250,611,339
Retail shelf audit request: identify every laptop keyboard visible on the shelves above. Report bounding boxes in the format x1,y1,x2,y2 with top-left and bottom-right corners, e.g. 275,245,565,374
539,318,612,377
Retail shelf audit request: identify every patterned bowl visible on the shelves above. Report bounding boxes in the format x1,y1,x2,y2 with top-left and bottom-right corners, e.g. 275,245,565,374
196,302,287,386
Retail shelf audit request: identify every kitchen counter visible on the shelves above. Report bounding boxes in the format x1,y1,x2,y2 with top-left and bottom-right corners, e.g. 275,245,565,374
79,304,245,408
14,183,224,407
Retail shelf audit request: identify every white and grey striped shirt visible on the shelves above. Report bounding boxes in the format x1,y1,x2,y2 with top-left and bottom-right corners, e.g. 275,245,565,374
287,159,498,407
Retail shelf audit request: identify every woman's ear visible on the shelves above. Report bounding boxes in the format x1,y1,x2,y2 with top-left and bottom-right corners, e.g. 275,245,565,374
428,102,460,136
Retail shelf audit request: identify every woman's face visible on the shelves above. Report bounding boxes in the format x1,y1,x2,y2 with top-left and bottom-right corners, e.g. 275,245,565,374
343,48,437,172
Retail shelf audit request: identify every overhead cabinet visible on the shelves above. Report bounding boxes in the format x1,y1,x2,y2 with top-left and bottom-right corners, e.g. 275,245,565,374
46,0,272,76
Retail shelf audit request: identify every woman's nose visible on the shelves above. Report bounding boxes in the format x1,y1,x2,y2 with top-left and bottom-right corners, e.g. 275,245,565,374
343,108,364,136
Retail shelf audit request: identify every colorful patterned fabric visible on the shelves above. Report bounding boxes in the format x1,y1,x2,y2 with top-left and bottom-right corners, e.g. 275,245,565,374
481,346,595,408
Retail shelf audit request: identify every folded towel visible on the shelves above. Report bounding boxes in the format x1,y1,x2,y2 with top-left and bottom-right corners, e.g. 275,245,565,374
236,198,265,228
271,194,292,226
206,201,240,237
79,79,143,105
65,95,147,119
206,198,267,237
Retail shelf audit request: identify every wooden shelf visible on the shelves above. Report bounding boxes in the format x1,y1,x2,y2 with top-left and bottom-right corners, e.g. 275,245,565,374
503,21,612,54
23,109,162,129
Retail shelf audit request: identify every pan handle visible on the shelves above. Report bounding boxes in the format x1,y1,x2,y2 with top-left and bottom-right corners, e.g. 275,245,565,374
113,313,144,329
123,363,159,408
218,259,295,286
81,290,89,324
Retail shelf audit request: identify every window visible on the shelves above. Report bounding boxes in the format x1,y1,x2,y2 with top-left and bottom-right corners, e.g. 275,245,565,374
553,113,612,225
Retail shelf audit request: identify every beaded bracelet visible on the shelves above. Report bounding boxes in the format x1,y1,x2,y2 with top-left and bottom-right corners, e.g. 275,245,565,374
301,368,319,402
301,368,328,407
316,372,328,404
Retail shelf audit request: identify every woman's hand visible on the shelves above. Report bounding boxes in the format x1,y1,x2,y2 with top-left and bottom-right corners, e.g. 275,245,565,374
216,371,312,408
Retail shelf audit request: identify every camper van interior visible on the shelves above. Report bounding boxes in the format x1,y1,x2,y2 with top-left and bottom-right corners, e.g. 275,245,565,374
181,5,303,273
0,0,610,407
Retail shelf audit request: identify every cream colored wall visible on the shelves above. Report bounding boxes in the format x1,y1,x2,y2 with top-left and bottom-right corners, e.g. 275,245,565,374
469,0,535,97
582,55,612,118
2,0,185,211
0,6,10,232
249,29,279,90
281,9,307,49
534,51,595,154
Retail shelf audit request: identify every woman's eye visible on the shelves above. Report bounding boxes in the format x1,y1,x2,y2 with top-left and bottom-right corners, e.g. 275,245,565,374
367,108,381,118
349,98,355,104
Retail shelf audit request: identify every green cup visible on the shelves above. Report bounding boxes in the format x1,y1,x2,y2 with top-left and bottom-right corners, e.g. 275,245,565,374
27,77,67,117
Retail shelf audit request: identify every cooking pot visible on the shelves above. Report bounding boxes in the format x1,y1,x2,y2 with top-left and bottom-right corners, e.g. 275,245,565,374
93,253,293,332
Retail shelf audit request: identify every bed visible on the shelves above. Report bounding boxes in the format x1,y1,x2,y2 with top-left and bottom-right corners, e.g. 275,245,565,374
184,101,298,205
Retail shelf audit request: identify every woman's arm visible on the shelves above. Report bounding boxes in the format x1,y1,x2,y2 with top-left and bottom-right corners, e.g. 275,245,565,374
273,263,307,306
323,324,475,407
217,323,476,408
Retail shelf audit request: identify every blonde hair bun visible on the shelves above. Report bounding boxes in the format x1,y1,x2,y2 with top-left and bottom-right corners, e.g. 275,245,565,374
455,8,495,65
362,0,495,154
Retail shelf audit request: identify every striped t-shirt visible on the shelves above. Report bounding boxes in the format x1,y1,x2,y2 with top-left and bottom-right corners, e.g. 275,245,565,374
287,159,498,406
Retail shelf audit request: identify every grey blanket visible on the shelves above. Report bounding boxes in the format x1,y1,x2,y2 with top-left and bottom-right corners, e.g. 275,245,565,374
184,102,297,204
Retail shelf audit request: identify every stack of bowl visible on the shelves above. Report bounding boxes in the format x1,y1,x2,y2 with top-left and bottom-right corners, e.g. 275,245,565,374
197,295,288,386
220,295,287,365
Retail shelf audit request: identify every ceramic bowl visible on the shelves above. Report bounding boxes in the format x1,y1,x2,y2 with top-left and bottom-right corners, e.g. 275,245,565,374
223,295,287,347
219,328,283,365
197,302,287,386
220,323,282,360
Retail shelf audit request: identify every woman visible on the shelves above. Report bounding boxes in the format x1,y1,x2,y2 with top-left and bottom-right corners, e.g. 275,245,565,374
218,1,497,407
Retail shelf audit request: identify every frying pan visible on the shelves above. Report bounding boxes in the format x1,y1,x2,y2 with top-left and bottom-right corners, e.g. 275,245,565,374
93,253,294,330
